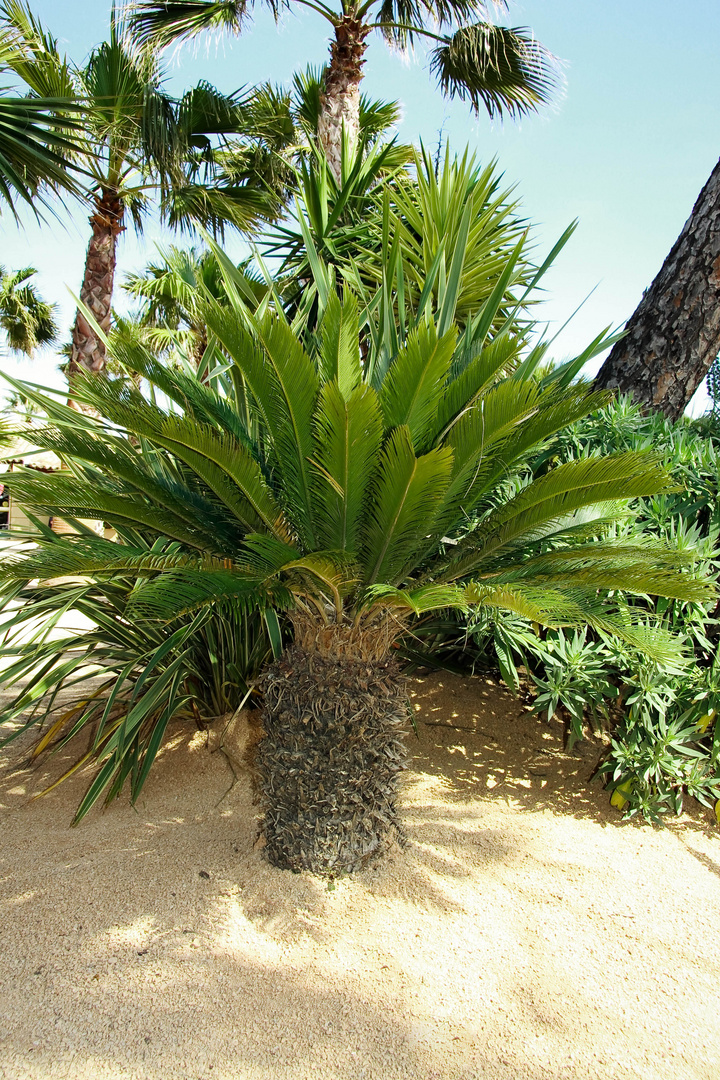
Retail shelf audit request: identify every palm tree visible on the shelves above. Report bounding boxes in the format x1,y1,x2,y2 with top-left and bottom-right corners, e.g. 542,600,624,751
0,1,294,379
0,264,57,354
1,154,709,869
0,12,88,218
123,246,228,371
131,1,559,182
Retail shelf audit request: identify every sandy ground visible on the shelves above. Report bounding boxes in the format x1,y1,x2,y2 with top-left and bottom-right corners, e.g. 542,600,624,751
0,671,719,1080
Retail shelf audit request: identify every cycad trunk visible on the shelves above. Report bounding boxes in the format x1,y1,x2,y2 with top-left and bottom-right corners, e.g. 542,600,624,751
595,158,720,420
318,15,369,184
68,191,125,379
257,616,408,875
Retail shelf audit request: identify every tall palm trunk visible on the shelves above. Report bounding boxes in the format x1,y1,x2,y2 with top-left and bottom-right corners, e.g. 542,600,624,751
68,190,125,378
318,15,370,184
595,158,720,420
257,615,408,875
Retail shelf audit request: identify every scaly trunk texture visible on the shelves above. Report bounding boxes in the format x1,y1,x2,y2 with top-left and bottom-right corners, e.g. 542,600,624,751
68,190,125,378
595,158,720,420
257,616,409,875
318,16,369,184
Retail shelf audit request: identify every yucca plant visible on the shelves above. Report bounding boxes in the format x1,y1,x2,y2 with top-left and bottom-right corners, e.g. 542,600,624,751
270,145,541,340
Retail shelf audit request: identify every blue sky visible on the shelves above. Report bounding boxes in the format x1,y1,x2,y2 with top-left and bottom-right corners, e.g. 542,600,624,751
2,0,719,411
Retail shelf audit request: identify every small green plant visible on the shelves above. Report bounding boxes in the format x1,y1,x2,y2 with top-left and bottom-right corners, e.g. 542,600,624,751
529,630,619,747
599,651,720,822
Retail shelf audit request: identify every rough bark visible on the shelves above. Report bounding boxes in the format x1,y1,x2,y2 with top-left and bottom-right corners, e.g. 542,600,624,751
68,190,125,379
257,618,409,875
595,158,720,420
318,16,370,184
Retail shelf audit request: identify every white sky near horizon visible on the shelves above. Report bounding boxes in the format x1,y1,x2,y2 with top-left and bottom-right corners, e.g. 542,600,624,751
1,0,719,415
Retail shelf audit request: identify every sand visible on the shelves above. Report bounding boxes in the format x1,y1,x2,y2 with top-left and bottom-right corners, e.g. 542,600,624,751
1,671,718,1080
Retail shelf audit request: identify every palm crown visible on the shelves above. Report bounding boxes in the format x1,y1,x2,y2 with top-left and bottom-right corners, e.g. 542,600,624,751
6,155,707,648
0,1,295,375
131,0,560,180
0,264,57,354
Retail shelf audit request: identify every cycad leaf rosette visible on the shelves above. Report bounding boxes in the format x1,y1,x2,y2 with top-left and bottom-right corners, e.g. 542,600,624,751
3,268,712,873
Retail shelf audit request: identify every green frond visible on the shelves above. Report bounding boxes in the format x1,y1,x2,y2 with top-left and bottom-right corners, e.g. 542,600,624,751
17,423,250,552
205,305,320,545
0,535,205,584
129,2,251,51
0,1,77,99
0,94,84,217
6,467,222,551
490,542,716,605
311,381,384,554
437,333,524,432
360,581,469,616
360,426,454,586
161,182,278,238
73,375,288,542
105,332,260,449
379,320,457,451
319,291,361,399
444,452,676,579
127,567,292,622
462,581,687,666
430,22,561,120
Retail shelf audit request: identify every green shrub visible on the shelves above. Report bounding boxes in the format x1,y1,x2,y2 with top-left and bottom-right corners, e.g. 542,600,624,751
454,395,720,823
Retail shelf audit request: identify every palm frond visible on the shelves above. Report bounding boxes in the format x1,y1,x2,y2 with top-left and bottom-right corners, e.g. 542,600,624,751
443,452,676,580
430,22,561,120
380,320,456,451
129,1,253,50
311,381,384,554
318,291,361,398
360,426,453,585
127,567,292,621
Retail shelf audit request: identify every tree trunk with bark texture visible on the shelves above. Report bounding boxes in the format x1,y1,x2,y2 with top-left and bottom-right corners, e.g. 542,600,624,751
68,190,125,379
595,158,720,420
257,616,408,875
318,16,369,184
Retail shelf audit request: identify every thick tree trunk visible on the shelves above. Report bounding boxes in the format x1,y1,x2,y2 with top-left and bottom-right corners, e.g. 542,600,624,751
595,158,720,420
68,190,125,379
257,617,408,875
318,16,369,184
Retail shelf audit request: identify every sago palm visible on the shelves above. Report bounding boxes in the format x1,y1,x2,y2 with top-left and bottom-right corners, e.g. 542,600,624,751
0,1,295,377
131,0,559,181
1,193,712,872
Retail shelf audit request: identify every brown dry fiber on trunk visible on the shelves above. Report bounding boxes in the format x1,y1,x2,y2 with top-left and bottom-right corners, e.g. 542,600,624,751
595,157,720,420
68,191,124,379
257,616,409,876
317,16,370,184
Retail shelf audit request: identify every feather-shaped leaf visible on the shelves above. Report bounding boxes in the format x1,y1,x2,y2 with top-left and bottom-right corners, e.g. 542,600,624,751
444,452,675,580
311,381,384,553
380,321,457,451
361,426,454,585
319,291,361,399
